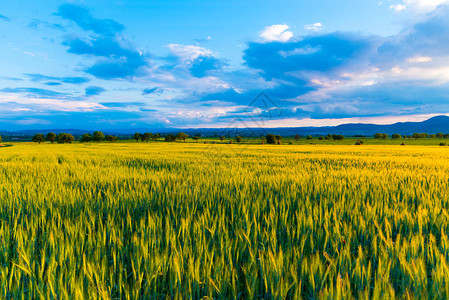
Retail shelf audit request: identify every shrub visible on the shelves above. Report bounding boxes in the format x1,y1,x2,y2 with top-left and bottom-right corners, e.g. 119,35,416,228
332,134,344,141
105,135,119,142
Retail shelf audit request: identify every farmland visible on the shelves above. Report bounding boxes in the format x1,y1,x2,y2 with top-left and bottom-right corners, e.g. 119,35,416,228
1,142,449,298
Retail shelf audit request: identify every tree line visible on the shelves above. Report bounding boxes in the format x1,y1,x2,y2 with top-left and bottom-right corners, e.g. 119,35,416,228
292,134,344,141
133,132,161,142
374,132,449,139
27,130,449,145
31,131,119,144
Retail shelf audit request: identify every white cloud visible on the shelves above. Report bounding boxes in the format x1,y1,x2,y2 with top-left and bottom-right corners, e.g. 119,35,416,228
279,45,322,57
392,0,449,13
391,66,403,74
304,22,323,32
0,95,106,112
165,44,216,60
390,4,407,11
361,80,377,86
407,56,432,63
259,24,293,42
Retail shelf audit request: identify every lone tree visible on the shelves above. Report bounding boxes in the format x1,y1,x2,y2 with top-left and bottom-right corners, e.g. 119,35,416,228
57,133,75,144
275,135,282,142
294,134,301,141
306,135,312,140
266,133,276,144
219,136,225,142
92,131,105,142
105,135,119,142
391,133,402,139
32,134,45,144
134,132,141,142
176,132,188,142
235,136,242,143
80,133,92,143
46,132,56,144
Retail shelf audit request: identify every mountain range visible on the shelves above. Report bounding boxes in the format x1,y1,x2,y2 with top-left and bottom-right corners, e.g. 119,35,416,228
1,115,449,137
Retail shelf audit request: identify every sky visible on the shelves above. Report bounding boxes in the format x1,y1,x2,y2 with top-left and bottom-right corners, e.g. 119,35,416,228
1,0,449,131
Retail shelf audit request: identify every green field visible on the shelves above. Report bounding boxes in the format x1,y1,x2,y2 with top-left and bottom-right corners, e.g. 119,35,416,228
1,142,449,298
161,136,449,146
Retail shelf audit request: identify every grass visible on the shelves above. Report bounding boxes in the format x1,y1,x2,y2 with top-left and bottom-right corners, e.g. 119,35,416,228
1,142,449,298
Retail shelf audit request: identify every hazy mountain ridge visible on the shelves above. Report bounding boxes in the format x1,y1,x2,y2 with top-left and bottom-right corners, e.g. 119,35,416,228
1,116,449,137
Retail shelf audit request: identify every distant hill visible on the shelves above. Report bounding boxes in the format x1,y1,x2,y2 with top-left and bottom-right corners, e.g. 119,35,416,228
0,129,90,136
329,115,449,136
182,115,449,137
1,115,449,137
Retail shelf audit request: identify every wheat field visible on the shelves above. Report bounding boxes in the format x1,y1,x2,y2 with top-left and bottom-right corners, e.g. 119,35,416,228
1,142,449,298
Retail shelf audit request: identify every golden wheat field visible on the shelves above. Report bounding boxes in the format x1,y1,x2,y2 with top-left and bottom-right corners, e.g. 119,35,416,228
1,142,449,298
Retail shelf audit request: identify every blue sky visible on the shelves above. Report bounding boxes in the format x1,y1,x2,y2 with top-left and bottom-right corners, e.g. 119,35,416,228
1,0,449,131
